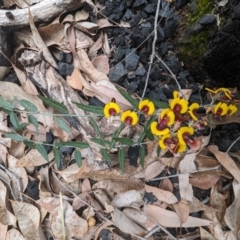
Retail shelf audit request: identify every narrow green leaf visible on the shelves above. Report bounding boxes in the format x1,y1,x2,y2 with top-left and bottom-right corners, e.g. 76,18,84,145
144,127,154,141
139,146,145,168
38,95,68,113
19,99,38,112
148,99,169,109
0,96,15,109
10,111,19,128
110,122,125,150
53,148,61,169
115,86,139,108
36,143,49,161
89,118,103,140
100,149,112,164
74,149,82,167
4,133,25,141
90,138,106,146
139,116,155,144
28,115,39,134
72,102,104,116
55,117,71,134
23,140,35,149
14,122,29,131
55,141,89,148
118,148,125,173
113,137,134,146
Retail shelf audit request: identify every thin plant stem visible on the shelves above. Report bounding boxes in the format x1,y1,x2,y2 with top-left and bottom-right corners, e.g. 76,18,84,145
226,135,240,153
141,0,162,99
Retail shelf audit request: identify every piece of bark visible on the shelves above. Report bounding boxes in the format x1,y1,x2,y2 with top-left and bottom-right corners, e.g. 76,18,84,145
0,0,84,32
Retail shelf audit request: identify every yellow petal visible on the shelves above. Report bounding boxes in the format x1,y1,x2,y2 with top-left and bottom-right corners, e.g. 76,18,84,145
170,98,179,110
189,103,200,111
177,126,194,145
147,101,155,115
109,102,121,113
173,91,179,99
130,111,139,125
205,88,217,94
220,102,228,116
213,102,222,114
188,110,198,121
120,110,131,122
218,88,232,99
159,134,171,149
179,99,188,114
227,104,238,115
167,110,175,126
177,143,187,153
103,104,111,117
150,122,169,136
138,100,149,110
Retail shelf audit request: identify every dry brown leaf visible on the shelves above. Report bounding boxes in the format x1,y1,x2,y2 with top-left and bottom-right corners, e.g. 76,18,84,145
195,155,219,168
179,152,197,173
160,178,173,192
172,199,189,225
111,190,144,208
200,227,217,240
225,180,240,234
0,224,7,240
92,55,109,75
208,145,240,183
75,29,94,50
74,22,99,35
6,228,26,240
90,80,132,109
0,66,10,81
82,178,91,193
189,196,214,213
66,68,83,90
88,32,103,56
93,178,144,193
189,172,220,189
8,154,28,191
112,207,146,236
224,231,237,240
123,208,148,229
37,197,88,239
10,200,46,240
179,174,193,201
96,18,114,28
38,23,65,47
0,180,17,226
178,89,193,100
75,9,89,21
17,149,53,167
144,204,212,228
103,33,111,57
77,49,109,82
93,189,114,213
0,144,7,165
28,9,58,69
145,184,178,204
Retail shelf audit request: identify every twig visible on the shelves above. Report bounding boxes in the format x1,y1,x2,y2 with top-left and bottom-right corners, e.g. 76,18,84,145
146,165,221,182
226,135,240,153
141,0,162,99
59,192,66,240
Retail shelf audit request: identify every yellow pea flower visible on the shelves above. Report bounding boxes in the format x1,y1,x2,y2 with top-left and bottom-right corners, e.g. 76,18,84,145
103,102,121,118
120,110,138,126
213,102,228,116
138,100,155,115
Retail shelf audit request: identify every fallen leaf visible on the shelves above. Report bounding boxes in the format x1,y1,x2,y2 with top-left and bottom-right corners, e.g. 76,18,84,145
200,227,216,240
10,200,46,240
75,9,89,21
123,208,148,229
208,145,240,183
144,161,166,180
112,207,146,236
66,68,84,90
144,204,212,227
190,172,220,189
172,199,189,225
92,55,109,75
145,184,178,204
6,228,26,240
88,32,103,56
179,174,193,201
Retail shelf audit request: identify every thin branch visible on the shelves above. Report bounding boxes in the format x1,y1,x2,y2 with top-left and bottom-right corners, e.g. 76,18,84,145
141,0,162,99
226,135,240,153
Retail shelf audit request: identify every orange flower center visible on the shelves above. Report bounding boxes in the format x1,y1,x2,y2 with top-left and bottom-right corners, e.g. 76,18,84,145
109,108,117,116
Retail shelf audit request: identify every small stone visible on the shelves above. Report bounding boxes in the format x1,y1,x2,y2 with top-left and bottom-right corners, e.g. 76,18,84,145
189,0,196,12
176,0,187,9
58,62,74,77
127,72,136,80
59,51,72,63
192,22,203,33
164,9,179,38
144,3,156,14
160,54,181,75
159,1,170,18
140,11,148,19
181,26,193,43
125,49,140,71
131,31,145,47
141,22,152,36
150,64,162,81
127,81,138,93
198,14,216,26
113,47,125,62
122,9,133,21
109,63,127,82
4,74,21,86
130,14,141,26
157,26,165,43
139,52,148,65
157,42,168,56
133,0,146,9
135,66,146,76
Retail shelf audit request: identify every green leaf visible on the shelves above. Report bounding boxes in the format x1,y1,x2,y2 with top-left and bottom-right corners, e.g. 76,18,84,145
72,102,104,116
55,117,71,133
109,122,125,150
36,143,49,161
55,141,89,148
38,95,68,113
115,86,139,108
4,133,25,141
90,138,106,146
28,115,39,134
89,118,103,140
144,127,154,141
53,148,61,169
10,111,19,128
118,148,125,173
113,137,134,146
23,140,35,149
19,99,38,112
139,116,155,143
100,149,112,164
14,122,29,131
139,146,145,168
74,149,82,167
147,99,169,109
0,96,15,110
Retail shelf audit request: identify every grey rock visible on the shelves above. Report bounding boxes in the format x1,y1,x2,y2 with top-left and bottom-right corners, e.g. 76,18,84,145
198,14,216,26
109,63,127,82
125,49,140,71
135,66,146,76
127,81,138,93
